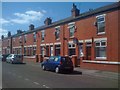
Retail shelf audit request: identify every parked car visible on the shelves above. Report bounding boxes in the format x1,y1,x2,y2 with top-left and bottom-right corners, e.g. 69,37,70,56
2,54,10,62
6,54,23,64
0,54,3,61
41,56,74,73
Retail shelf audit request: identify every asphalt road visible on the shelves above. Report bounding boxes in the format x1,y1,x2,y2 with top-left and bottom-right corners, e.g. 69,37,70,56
2,61,118,88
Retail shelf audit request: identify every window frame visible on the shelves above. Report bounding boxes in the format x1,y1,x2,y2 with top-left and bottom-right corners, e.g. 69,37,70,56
68,22,75,38
55,44,61,56
41,30,45,42
33,32,36,42
24,35,27,43
96,14,106,35
55,26,60,40
95,40,107,60
68,43,76,56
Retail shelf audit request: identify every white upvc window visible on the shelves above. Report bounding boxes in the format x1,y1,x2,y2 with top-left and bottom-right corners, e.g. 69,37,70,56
68,22,75,37
41,46,45,57
33,32,36,42
41,30,45,42
68,43,76,56
55,26,60,40
95,40,107,59
96,14,106,35
19,36,22,43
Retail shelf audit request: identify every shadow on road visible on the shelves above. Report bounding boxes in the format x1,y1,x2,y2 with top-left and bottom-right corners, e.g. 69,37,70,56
12,62,26,65
62,70,82,75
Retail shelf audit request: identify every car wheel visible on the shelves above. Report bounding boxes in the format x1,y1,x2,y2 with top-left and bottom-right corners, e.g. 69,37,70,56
55,67,60,73
42,65,46,70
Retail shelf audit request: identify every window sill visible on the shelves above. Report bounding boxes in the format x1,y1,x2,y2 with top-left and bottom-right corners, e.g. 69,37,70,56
97,32,105,35
95,57,106,60
69,36,75,39
56,38,60,41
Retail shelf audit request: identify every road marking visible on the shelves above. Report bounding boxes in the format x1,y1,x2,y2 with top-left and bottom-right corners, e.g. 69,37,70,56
18,76,22,78
33,82,40,85
45,86,50,88
43,85,46,87
25,78,29,81
43,85,50,88
8,72,11,74
13,73,16,76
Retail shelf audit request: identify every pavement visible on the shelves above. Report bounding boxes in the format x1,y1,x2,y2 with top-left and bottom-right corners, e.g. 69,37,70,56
24,60,119,80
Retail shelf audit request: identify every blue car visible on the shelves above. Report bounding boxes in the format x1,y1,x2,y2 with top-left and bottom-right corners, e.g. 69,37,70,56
41,56,74,73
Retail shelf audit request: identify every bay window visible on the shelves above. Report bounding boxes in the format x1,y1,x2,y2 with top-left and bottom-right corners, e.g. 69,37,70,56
95,41,107,59
68,43,76,56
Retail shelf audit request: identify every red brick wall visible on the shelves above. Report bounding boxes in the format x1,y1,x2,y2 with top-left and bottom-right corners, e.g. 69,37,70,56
80,61,119,72
106,10,119,62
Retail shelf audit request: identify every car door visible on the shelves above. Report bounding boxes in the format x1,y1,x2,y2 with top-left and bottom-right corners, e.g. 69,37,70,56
47,56,55,70
51,57,59,70
7,55,11,62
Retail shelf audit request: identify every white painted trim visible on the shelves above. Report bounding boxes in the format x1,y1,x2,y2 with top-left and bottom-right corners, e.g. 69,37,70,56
49,43,53,45
96,14,106,18
83,60,120,65
3,47,7,49
97,32,105,35
94,37,107,42
68,22,75,26
54,42,61,45
46,44,49,45
55,26,60,28
96,57,106,60
13,46,21,48
32,45,37,47
79,40,84,43
29,45,33,47
24,46,27,47
85,39,92,42
68,41,73,43
40,44,45,46
24,45,33,47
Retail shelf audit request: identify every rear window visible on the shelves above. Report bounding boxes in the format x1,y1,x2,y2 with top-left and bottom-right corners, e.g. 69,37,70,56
61,57,72,63
14,55,22,58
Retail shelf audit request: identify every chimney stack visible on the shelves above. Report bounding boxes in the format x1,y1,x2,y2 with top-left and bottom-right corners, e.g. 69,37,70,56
1,35,4,39
29,24,34,30
44,17,52,25
17,30,23,34
8,31,11,37
71,3,80,17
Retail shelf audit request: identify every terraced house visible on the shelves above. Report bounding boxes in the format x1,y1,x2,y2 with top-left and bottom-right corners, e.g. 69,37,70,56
1,2,120,72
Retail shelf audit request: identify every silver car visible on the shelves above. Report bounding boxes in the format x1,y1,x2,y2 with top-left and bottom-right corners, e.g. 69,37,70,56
0,54,3,61
6,54,23,64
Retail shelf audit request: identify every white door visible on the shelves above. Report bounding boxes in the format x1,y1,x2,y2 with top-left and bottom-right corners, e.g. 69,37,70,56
50,46,53,56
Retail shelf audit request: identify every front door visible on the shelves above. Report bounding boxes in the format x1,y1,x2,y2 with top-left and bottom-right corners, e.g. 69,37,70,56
50,46,54,56
86,46,91,60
